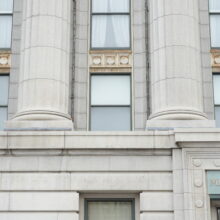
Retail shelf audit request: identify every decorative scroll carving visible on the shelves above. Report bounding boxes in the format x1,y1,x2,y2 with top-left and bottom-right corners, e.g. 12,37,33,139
89,50,132,71
0,52,11,69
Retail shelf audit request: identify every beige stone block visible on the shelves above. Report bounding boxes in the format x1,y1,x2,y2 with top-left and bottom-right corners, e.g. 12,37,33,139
7,132,64,149
65,132,156,149
0,133,7,149
0,212,79,220
141,212,174,220
0,193,9,210
5,192,79,211
173,170,184,193
0,173,71,190
70,172,172,191
173,194,184,210
140,192,173,211
148,173,173,190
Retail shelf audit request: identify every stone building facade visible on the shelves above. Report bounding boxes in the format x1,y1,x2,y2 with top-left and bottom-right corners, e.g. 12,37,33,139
0,0,220,220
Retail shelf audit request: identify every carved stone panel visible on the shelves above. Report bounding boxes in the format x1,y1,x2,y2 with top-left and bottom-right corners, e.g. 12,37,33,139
0,52,11,70
211,50,220,68
89,50,132,72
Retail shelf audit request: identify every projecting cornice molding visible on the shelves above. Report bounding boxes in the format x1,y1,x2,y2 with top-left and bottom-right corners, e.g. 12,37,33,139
175,128,220,148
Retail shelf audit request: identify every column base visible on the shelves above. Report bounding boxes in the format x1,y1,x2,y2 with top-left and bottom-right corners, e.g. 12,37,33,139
5,110,74,131
149,109,208,120
146,120,216,130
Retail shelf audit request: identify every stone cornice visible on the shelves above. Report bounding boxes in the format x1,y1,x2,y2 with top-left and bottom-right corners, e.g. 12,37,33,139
175,128,220,147
0,131,175,150
1,129,220,150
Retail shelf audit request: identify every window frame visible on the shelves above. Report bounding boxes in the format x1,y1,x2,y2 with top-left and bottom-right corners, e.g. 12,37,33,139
84,198,135,220
209,0,220,49
89,73,132,131
213,73,220,127
0,74,9,130
90,0,131,50
0,1,13,50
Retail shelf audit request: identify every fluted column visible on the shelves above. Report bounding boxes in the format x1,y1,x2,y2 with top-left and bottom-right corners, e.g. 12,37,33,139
7,0,73,130
149,0,207,121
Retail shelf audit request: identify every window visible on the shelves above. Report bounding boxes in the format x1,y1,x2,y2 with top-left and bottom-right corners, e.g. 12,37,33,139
91,0,130,49
0,75,9,130
213,74,220,127
85,199,134,220
209,0,220,48
0,0,13,49
90,74,131,131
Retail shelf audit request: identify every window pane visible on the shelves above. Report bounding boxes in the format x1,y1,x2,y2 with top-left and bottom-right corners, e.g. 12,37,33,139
91,107,131,131
0,0,13,13
88,201,132,220
0,16,12,48
92,0,129,13
213,75,220,104
0,107,7,130
91,75,130,105
0,75,9,105
209,0,220,12
215,106,220,128
92,15,130,48
210,15,220,48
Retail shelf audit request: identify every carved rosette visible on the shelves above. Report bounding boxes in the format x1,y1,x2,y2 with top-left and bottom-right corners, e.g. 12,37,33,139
0,52,11,69
89,50,132,71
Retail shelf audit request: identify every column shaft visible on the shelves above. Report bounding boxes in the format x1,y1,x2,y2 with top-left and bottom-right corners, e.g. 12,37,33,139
149,0,207,120
8,0,73,130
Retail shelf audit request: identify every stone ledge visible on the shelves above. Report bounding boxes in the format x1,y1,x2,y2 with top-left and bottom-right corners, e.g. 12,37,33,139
0,131,175,150
175,128,220,147
1,129,220,150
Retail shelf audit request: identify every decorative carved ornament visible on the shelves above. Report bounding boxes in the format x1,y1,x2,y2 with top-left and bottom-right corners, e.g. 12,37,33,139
0,52,11,69
89,50,132,70
211,50,220,68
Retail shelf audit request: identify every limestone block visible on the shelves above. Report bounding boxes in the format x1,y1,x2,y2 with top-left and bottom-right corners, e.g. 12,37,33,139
74,68,88,83
133,24,146,39
133,41,146,54
0,132,7,149
7,132,64,149
135,97,147,113
0,193,9,210
65,132,154,149
76,0,88,12
70,172,172,191
0,173,71,191
173,194,184,210
76,11,88,25
75,39,88,53
141,213,174,220
0,212,78,220
0,192,79,211
140,192,173,211
133,0,145,12
173,170,184,193
134,67,147,83
133,11,145,25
